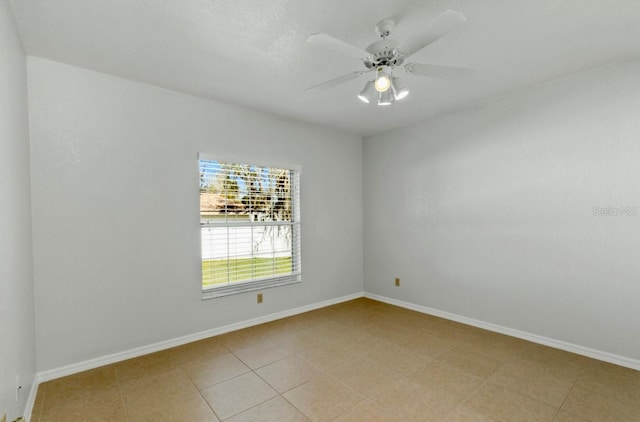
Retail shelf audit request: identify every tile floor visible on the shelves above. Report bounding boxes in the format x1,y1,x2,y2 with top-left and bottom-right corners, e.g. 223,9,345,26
31,298,640,421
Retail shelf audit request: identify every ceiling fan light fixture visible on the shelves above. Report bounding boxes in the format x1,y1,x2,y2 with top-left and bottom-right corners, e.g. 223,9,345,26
378,88,394,106
391,77,409,100
305,9,470,109
374,68,392,92
357,80,377,103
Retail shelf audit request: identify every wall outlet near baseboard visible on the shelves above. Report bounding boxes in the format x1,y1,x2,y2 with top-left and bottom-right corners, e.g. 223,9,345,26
257,293,263,304
395,277,400,287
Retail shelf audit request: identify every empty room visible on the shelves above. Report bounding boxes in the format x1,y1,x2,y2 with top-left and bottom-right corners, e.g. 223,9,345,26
1,0,640,421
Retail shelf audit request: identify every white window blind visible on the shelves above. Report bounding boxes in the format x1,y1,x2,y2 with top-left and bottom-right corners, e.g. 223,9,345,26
199,155,301,298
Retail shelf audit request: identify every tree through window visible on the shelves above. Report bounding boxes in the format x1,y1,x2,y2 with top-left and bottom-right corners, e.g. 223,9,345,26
199,155,301,298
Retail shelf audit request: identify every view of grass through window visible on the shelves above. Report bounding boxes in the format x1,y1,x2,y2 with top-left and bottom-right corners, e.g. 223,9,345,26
201,257,293,288
199,158,299,290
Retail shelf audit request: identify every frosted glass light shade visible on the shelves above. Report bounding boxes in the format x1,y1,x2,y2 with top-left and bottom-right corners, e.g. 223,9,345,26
357,81,377,103
391,77,409,100
378,88,393,105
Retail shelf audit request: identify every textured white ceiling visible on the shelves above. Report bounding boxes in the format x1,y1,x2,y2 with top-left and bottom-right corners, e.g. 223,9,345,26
10,0,640,136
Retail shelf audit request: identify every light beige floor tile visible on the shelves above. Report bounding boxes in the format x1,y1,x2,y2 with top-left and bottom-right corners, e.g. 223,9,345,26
217,328,270,352
365,342,432,375
280,312,331,330
119,367,195,398
121,368,218,422
359,321,417,343
437,344,503,379
334,313,383,331
127,393,219,422
509,346,587,386
459,382,558,422
377,310,434,332
461,332,526,363
201,371,278,420
304,305,344,320
373,378,468,421
517,343,589,367
574,360,640,408
255,356,320,393
408,361,484,397
283,373,364,421
397,330,465,359
240,323,279,339
421,319,474,340
553,411,591,422
561,385,640,422
326,357,403,397
333,401,401,421
41,365,119,412
337,331,396,356
167,337,229,364
445,406,499,421
233,339,291,369
271,328,328,353
254,318,311,338
39,389,128,422
304,320,355,339
290,309,333,325
182,352,250,389
226,396,309,422
297,342,360,372
488,361,574,407
114,350,180,383
316,325,366,346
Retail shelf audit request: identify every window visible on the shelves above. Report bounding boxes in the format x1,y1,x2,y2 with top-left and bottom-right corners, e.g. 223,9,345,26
199,154,301,298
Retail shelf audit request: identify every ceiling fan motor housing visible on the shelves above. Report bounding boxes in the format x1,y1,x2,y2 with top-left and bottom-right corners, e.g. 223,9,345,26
364,39,404,68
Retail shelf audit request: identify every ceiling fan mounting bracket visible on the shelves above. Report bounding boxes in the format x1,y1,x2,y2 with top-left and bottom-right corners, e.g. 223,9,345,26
375,18,395,38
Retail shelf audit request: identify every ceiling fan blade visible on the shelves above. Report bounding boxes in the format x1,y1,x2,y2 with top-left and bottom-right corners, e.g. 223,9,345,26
397,9,466,58
306,33,369,59
404,62,474,80
305,71,368,93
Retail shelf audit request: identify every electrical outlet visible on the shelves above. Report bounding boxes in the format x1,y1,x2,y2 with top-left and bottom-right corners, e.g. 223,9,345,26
395,277,400,286
257,293,263,304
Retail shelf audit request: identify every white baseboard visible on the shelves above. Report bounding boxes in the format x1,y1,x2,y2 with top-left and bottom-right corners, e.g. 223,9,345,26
36,291,363,383
364,292,640,371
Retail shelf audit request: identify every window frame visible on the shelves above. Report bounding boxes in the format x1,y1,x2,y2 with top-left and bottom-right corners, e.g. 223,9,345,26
198,153,302,299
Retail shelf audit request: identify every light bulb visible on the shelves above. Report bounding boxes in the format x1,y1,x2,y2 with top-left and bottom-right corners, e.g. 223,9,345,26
374,71,391,92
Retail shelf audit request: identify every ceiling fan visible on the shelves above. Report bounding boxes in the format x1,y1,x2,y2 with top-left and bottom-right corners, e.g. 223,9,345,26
306,9,473,106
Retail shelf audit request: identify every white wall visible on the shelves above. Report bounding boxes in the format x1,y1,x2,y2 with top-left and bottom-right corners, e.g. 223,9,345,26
27,57,363,372
0,1,36,419
364,58,640,362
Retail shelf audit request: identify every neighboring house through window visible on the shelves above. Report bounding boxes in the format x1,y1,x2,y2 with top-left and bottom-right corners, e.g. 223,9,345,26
199,154,301,298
